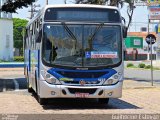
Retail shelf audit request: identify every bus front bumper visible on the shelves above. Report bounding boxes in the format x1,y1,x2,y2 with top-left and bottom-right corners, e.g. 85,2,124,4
39,81,123,98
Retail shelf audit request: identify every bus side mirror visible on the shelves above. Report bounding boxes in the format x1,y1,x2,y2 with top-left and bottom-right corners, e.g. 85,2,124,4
123,26,127,38
36,29,42,43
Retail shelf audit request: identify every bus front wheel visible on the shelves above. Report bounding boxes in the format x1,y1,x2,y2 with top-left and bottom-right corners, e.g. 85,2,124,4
28,86,34,93
27,76,34,93
98,98,109,104
38,96,47,105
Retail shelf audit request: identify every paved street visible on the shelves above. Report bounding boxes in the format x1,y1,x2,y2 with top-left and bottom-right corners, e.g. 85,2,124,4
0,68,160,115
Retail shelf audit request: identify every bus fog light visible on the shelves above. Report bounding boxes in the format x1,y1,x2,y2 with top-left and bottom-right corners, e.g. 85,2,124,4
98,90,103,96
108,92,113,96
62,89,67,95
51,91,56,95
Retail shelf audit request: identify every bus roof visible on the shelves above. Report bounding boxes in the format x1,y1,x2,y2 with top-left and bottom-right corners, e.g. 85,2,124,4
44,4,119,10
27,4,120,27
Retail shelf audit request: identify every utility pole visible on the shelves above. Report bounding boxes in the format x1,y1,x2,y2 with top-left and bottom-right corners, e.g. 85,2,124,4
28,3,40,19
46,0,48,5
147,17,150,60
30,3,34,19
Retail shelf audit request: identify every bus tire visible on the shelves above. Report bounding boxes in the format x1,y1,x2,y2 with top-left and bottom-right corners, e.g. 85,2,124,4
98,98,109,104
27,75,34,93
35,71,38,94
38,96,47,105
27,82,34,93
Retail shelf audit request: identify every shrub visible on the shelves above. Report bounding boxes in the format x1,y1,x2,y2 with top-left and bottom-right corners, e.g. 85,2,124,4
14,56,24,62
154,67,160,70
0,59,8,62
138,63,146,68
145,65,151,69
127,63,134,67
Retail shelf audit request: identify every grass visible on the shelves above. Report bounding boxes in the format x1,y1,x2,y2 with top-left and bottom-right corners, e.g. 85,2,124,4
0,60,9,63
127,66,138,68
153,67,160,70
126,63,160,70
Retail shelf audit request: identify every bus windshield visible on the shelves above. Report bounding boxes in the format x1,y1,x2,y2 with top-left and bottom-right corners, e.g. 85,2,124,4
42,24,122,68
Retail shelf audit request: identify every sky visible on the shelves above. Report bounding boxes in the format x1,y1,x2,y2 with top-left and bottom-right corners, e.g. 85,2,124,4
13,0,150,32
13,0,70,19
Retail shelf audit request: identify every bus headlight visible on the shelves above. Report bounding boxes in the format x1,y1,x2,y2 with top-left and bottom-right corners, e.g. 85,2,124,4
103,75,119,85
41,70,61,84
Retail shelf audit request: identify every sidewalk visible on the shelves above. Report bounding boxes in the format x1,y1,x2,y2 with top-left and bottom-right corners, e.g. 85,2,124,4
123,79,160,89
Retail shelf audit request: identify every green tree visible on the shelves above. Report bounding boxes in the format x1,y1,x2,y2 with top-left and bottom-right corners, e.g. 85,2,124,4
13,18,28,56
1,0,35,13
75,0,145,31
75,0,106,4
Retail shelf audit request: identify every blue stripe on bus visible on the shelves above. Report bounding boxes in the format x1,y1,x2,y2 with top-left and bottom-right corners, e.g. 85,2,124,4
29,50,31,71
38,50,40,77
47,68,117,81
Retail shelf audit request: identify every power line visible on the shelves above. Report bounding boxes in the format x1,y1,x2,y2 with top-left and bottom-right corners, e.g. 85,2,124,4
28,3,40,19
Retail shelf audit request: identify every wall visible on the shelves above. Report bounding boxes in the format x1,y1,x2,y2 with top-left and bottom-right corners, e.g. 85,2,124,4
0,0,12,19
0,19,13,61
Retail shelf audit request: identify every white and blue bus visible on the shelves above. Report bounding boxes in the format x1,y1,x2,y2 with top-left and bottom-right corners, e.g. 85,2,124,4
24,4,127,105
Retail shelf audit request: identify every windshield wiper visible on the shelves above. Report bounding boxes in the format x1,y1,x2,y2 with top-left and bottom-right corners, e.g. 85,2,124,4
87,23,104,51
61,22,78,49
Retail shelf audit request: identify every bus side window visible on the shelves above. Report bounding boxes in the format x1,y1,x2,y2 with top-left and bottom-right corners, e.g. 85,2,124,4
26,29,28,49
31,23,35,50
33,22,36,49
35,19,42,43
39,18,42,29
35,21,38,49
24,29,28,49
37,20,39,30
29,25,33,49
33,23,35,49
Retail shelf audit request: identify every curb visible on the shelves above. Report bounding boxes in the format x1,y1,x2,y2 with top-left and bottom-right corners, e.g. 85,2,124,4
0,63,24,68
125,67,160,71
123,86,157,89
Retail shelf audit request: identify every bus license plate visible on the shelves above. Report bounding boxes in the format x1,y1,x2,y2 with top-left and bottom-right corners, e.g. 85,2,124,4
75,93,89,98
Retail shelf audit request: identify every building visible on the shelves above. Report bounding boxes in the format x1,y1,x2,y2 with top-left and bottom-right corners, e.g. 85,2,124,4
125,32,157,60
0,0,13,61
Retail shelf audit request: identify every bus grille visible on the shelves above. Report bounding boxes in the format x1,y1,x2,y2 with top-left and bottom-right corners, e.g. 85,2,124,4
64,81,100,84
56,71,107,78
68,88,97,94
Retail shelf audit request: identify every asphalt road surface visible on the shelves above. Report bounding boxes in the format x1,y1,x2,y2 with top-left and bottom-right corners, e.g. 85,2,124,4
124,69,160,84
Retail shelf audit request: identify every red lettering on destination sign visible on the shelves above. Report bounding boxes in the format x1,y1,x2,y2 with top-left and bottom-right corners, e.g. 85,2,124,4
91,54,117,58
